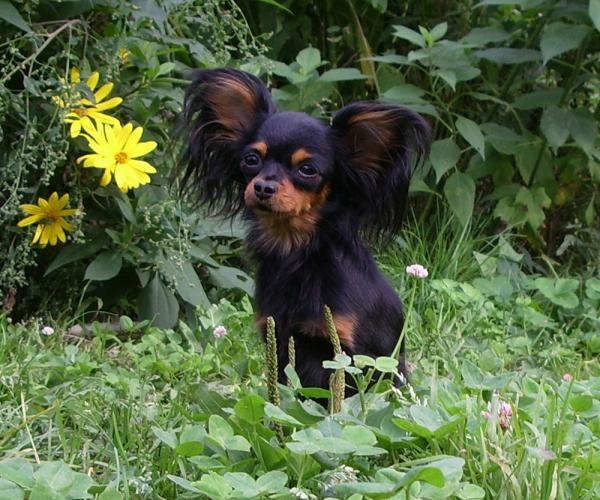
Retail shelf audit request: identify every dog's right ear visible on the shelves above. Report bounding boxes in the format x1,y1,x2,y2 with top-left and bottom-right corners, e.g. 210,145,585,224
179,68,275,215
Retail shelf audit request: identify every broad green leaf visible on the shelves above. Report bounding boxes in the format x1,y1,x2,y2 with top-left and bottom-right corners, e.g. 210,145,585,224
516,186,551,230
264,403,303,426
256,471,288,492
33,461,73,495
234,395,265,424
374,356,399,373
430,138,461,183
0,479,23,500
392,25,426,47
461,359,485,388
167,475,201,493
29,480,62,500
160,256,209,307
382,84,426,104
65,472,94,499
342,426,378,446
456,483,486,499
540,22,589,64
534,278,579,308
513,89,563,110
430,22,448,41
444,171,476,227
540,106,570,149
137,274,179,328
193,473,232,499
462,26,510,46
514,142,551,185
84,251,122,281
152,426,178,449
480,123,522,155
569,108,597,154
585,278,600,300
475,48,541,64
456,117,485,158
0,459,34,488
591,0,600,32
208,415,234,441
208,265,253,295
319,68,367,82
296,47,321,73
0,0,31,32
224,473,258,497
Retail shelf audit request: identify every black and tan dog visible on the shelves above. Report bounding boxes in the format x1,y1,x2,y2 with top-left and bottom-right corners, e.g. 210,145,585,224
180,68,429,392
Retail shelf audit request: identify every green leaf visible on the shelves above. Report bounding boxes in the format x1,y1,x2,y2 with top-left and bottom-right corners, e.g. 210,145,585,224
256,471,288,493
540,106,571,149
342,426,378,446
45,240,105,276
193,473,232,499
0,459,34,488
430,22,448,41
540,22,589,64
0,0,31,32
591,0,600,32
461,359,485,388
513,89,563,110
534,278,579,308
516,186,551,230
569,108,598,154
84,251,122,281
234,395,265,424
480,123,522,155
264,403,303,426
462,26,510,46
319,68,367,82
152,426,178,449
0,479,23,500
29,480,62,500
137,274,179,328
160,255,209,307
382,84,426,104
296,47,321,73
475,48,541,64
444,172,476,227
430,139,461,183
208,265,253,295
374,356,399,373
33,461,73,495
392,25,426,47
456,483,486,499
167,475,201,493
456,117,485,159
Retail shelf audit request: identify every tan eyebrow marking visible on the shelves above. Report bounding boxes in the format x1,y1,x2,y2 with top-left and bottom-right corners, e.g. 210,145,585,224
291,148,312,167
250,141,268,157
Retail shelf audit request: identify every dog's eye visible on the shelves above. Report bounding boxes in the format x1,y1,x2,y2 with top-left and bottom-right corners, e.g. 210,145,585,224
242,153,261,167
298,164,317,177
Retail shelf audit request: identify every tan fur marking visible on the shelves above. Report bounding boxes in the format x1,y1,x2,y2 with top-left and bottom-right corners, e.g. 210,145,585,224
250,141,268,158
345,110,398,172
291,148,312,167
298,314,357,350
207,76,258,135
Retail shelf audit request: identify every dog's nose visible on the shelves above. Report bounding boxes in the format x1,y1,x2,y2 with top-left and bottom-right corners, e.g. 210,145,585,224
254,180,277,200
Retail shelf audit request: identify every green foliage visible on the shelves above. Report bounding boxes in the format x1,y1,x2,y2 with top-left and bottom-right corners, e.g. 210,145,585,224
1,0,259,322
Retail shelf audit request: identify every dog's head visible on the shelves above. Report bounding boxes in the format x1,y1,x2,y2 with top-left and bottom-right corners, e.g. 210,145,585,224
180,68,430,245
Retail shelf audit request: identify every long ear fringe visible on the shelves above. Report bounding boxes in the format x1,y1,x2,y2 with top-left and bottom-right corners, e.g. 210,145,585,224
176,68,274,216
332,103,431,243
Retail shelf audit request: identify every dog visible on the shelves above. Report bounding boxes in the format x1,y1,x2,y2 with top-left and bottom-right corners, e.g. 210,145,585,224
180,68,429,394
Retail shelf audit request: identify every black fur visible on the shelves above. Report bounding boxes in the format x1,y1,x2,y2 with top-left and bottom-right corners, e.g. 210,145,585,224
180,68,430,394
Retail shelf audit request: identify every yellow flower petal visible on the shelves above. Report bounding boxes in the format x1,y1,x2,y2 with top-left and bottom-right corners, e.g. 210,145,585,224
32,224,43,244
94,83,114,102
20,204,45,215
18,214,46,227
87,72,100,91
127,159,157,173
70,121,82,138
129,141,157,158
70,67,80,84
95,97,123,111
100,168,113,186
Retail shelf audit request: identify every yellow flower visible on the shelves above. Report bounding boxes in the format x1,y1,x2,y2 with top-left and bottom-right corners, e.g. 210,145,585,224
118,48,130,64
77,120,157,192
55,67,123,138
17,192,78,246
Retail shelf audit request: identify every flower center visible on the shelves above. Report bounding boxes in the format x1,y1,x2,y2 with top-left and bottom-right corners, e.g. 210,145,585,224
73,107,88,117
115,152,128,164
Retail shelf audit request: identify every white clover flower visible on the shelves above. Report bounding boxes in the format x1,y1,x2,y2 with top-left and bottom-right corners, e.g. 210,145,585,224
41,326,55,336
212,325,227,338
406,264,429,278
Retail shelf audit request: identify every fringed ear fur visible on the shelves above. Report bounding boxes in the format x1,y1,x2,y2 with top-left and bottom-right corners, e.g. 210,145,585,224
331,102,431,241
179,68,275,216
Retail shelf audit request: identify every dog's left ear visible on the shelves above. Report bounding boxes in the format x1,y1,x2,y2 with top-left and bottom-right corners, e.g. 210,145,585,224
332,102,430,239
